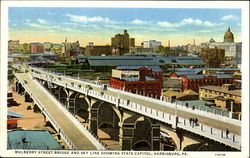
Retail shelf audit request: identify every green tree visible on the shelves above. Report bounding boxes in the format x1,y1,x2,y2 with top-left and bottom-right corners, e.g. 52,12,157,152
22,43,30,53
51,45,62,54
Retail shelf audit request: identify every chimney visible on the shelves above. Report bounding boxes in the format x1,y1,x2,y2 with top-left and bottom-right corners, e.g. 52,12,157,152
124,30,128,34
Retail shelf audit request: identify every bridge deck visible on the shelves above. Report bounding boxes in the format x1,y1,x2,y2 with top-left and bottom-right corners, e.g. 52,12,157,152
39,70,240,136
15,73,100,150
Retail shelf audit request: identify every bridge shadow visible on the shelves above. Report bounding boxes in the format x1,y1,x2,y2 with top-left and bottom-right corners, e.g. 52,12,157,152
98,124,120,150
183,142,239,151
132,141,151,151
98,124,119,141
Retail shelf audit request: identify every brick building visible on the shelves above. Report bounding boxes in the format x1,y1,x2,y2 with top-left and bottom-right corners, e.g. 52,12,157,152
170,73,234,92
200,47,225,67
30,43,44,53
62,38,80,57
199,84,241,112
8,40,20,53
110,66,163,99
111,30,135,55
85,42,112,56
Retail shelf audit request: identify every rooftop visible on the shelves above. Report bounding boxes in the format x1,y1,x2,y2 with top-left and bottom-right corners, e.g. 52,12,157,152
8,111,23,118
76,55,205,66
119,76,158,82
7,130,63,150
163,89,198,98
185,74,232,79
116,65,163,72
200,85,241,97
175,67,240,76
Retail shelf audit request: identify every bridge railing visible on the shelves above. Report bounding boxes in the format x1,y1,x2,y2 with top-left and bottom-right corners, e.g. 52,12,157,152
109,86,241,124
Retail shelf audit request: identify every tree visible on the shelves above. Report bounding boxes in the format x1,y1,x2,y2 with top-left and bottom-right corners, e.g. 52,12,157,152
22,43,30,53
51,45,62,54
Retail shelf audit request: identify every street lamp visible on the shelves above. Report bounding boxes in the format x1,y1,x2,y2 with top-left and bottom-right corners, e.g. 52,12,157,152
175,101,178,128
230,101,234,119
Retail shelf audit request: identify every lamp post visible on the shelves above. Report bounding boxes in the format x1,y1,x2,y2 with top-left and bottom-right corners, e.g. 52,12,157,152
174,101,178,129
230,101,233,119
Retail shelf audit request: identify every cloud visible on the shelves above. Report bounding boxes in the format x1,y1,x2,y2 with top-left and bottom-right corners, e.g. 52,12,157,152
47,11,55,16
63,28,74,32
63,22,79,26
26,23,44,28
158,21,174,27
221,15,238,21
47,30,55,33
131,19,148,25
37,19,49,24
26,23,60,30
24,19,30,23
65,13,111,24
158,18,222,28
199,30,212,33
105,24,123,30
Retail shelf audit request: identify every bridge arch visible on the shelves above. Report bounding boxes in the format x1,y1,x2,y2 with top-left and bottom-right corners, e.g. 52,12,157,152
16,82,25,94
89,101,121,143
58,87,68,106
97,102,120,129
132,140,151,151
73,93,90,121
42,81,49,90
121,115,160,151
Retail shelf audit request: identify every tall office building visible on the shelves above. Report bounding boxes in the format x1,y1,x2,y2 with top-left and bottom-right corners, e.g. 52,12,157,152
111,30,135,55
62,38,80,57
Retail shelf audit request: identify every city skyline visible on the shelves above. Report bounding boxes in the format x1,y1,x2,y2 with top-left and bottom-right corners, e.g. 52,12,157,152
9,7,241,47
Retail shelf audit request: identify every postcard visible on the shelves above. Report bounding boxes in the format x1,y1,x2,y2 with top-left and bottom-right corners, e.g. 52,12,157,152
1,1,249,158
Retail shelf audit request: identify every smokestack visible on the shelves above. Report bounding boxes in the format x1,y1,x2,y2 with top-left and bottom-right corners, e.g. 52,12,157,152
193,39,195,46
168,40,170,47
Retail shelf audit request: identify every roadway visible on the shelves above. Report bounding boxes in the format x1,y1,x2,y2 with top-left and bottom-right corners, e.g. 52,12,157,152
15,73,102,150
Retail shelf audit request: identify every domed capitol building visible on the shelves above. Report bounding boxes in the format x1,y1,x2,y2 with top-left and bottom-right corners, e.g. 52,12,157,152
203,27,242,67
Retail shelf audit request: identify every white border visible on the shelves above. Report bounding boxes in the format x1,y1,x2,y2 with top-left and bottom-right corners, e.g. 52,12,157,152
1,1,249,158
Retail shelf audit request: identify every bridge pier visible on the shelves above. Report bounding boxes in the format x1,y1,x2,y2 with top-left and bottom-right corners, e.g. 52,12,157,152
118,122,134,150
151,123,161,151
24,92,33,102
89,107,98,135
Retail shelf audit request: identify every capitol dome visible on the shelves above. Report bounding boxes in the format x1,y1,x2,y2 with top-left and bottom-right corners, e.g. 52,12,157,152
224,27,234,42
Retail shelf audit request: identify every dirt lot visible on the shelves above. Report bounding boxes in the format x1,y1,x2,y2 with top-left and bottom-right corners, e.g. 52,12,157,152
8,84,69,149
8,85,45,130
